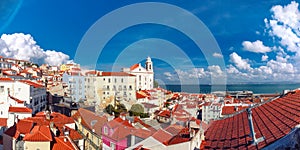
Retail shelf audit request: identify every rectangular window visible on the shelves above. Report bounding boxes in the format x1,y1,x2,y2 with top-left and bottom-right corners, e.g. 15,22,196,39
110,142,115,149
104,127,108,135
0,86,4,93
108,78,111,83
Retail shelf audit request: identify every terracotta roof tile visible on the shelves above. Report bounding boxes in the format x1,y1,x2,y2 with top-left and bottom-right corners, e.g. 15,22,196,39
221,106,248,115
107,117,133,129
9,95,24,104
0,118,7,126
0,77,14,81
52,137,74,150
101,72,135,77
133,145,150,150
157,110,171,118
110,125,134,141
23,125,52,141
72,108,107,136
9,106,32,113
141,102,158,109
202,90,300,149
131,128,152,139
136,92,149,99
17,119,34,134
152,129,173,145
130,64,139,71
19,80,44,88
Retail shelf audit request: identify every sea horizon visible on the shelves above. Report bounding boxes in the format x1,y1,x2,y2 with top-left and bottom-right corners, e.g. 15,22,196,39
163,83,300,94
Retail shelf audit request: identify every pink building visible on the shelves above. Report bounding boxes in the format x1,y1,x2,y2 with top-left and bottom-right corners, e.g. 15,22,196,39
101,117,154,150
102,117,134,150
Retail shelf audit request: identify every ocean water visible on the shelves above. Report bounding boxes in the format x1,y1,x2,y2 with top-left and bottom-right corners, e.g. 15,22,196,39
164,84,300,94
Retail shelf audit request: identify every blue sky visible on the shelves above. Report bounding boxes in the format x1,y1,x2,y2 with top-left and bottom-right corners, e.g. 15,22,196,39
1,0,300,84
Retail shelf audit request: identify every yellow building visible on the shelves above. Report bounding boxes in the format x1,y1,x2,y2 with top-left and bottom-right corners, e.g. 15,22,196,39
73,108,108,150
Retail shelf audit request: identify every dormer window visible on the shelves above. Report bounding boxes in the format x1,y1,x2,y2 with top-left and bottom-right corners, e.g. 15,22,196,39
104,126,108,135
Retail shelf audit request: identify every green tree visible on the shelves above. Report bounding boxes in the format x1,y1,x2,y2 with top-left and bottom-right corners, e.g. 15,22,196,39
153,80,159,88
116,103,127,113
130,104,144,114
105,104,114,115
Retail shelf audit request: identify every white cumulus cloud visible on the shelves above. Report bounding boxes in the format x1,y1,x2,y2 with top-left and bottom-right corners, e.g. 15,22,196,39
0,33,72,66
266,1,300,55
229,52,251,70
212,52,223,58
242,40,271,53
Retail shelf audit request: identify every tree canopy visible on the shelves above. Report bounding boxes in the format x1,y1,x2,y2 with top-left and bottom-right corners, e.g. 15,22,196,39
130,104,144,114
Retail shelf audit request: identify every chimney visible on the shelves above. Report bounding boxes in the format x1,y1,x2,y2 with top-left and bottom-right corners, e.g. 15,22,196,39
50,122,54,128
234,106,239,111
63,126,70,136
131,134,135,146
45,110,51,120
246,108,264,145
78,116,82,123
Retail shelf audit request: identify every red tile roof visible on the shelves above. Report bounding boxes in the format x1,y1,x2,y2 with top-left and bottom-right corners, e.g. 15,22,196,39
133,117,153,130
202,90,300,149
9,95,24,104
8,107,32,113
130,64,139,71
103,117,153,141
136,92,149,99
107,117,133,129
131,128,153,139
5,111,82,143
57,126,83,140
0,77,14,81
19,80,44,88
0,118,7,126
72,108,107,136
152,129,173,145
52,137,74,150
32,112,75,126
164,124,185,136
23,125,53,141
221,106,248,115
157,110,171,118
85,70,100,76
17,119,34,134
152,124,190,145
110,125,134,141
141,102,158,109
101,72,135,76
134,145,150,150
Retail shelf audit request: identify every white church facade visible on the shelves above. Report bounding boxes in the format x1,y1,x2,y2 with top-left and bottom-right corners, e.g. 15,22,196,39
122,57,154,91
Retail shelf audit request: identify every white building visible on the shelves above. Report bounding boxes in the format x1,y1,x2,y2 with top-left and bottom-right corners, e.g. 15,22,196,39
62,72,86,103
0,78,46,115
122,57,154,91
85,71,136,107
201,102,222,123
